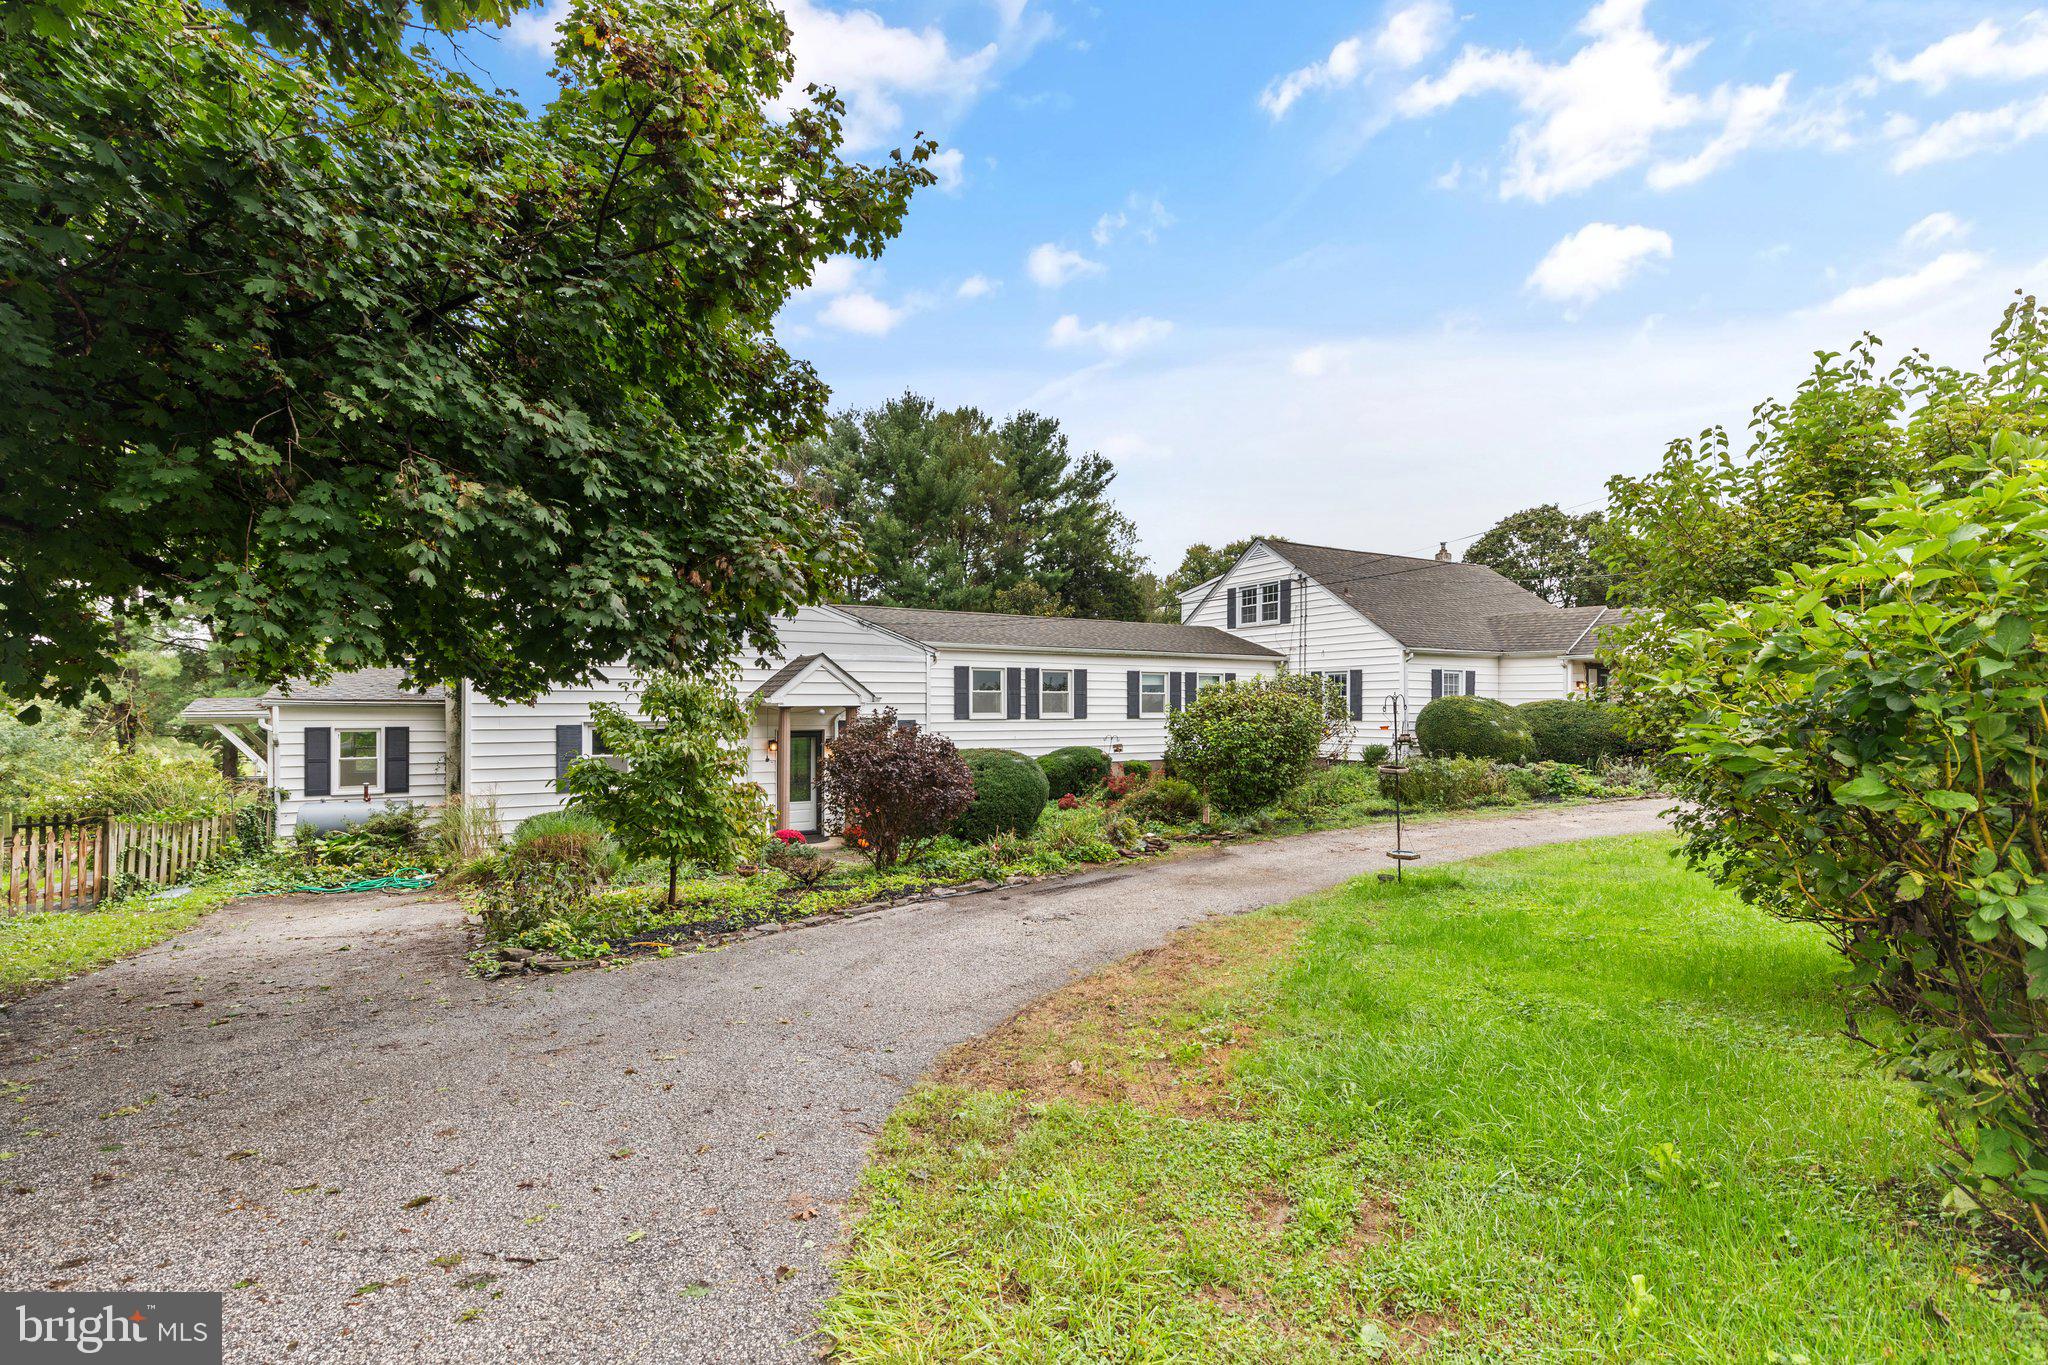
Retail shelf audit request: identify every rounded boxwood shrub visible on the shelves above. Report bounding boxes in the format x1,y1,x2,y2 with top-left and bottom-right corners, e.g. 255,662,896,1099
952,749,1050,843
1125,776,1202,823
1517,698,1629,766
1415,695,1534,762
1120,758,1152,781
1038,745,1111,799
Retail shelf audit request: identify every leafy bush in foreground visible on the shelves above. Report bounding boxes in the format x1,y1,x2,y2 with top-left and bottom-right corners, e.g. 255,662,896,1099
1125,776,1202,824
1038,745,1111,799
1378,757,1517,809
826,711,976,869
953,749,1050,843
1415,695,1534,762
1518,698,1631,766
1166,678,1325,815
1641,433,2048,1257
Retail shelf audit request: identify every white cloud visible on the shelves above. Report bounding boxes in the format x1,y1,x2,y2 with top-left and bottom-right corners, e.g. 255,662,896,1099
1902,211,1968,249
504,0,568,55
956,274,996,300
928,147,966,192
1026,242,1105,288
1888,92,2048,171
1291,344,1342,377
1813,251,1985,317
1259,1,1453,118
798,255,865,299
1526,222,1674,307
1092,194,1174,247
820,290,908,336
1047,314,1173,356
1397,0,1795,201
1877,13,2048,92
778,0,999,152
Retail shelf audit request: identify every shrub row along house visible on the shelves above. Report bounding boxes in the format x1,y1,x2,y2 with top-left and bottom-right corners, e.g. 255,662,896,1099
180,539,1619,839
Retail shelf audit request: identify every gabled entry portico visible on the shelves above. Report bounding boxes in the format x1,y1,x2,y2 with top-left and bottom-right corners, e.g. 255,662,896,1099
746,654,876,835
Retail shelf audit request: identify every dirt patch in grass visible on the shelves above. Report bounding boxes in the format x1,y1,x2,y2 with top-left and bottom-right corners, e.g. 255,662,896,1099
929,911,1308,1117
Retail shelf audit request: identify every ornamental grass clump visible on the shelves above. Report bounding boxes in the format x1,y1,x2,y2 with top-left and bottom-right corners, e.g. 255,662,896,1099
1640,431,2048,1257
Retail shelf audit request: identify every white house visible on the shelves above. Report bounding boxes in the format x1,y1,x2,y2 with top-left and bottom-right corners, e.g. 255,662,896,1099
1183,538,1625,754
182,604,1281,840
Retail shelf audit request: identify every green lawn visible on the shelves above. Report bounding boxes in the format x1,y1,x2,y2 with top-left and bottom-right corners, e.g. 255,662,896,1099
0,883,235,997
825,835,2048,1362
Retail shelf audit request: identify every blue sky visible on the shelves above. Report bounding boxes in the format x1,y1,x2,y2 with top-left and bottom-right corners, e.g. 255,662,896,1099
460,0,2048,569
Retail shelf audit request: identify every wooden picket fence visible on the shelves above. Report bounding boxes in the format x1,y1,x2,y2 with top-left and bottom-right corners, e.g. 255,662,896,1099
2,812,237,914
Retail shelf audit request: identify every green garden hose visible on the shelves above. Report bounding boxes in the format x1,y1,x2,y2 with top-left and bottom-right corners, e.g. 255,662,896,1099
246,869,437,895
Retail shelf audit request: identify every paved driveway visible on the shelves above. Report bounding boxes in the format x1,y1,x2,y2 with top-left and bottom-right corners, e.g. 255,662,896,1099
0,801,1666,1362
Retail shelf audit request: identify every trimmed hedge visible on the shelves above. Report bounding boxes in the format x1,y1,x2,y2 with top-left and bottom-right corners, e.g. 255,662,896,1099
1518,698,1629,766
1415,695,1534,762
952,749,1050,843
1039,745,1112,799
1120,759,1152,781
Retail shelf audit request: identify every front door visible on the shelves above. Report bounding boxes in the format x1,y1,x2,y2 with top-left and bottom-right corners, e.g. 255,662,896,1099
787,730,823,835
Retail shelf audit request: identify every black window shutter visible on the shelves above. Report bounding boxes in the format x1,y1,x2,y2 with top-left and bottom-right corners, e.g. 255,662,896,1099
1126,671,1140,719
1349,669,1364,721
303,726,331,797
1279,580,1292,623
384,726,410,794
1168,672,1182,711
1074,669,1088,719
1184,671,1197,704
1224,672,1236,685
555,724,583,785
1430,669,1444,699
1465,669,1478,697
1024,667,1041,720
1006,667,1022,720
953,665,969,720
1226,590,1236,629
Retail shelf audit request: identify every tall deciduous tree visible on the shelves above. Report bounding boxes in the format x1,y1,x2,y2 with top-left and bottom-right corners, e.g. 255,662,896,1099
1464,506,1610,606
1,0,932,710
1164,538,1261,599
790,395,1151,619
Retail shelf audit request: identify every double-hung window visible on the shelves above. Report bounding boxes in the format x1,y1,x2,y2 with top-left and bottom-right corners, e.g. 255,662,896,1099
1237,581,1284,624
970,668,1005,718
1195,673,1223,696
1040,669,1073,717
337,729,380,790
1440,670,1465,697
1319,670,1350,713
1138,672,1167,716
1260,581,1280,621
587,725,631,771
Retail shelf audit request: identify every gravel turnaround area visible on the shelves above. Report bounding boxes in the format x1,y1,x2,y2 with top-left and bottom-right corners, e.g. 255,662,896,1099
0,800,1667,1362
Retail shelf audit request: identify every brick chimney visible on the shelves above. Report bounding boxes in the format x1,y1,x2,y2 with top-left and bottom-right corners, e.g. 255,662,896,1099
1434,541,1452,561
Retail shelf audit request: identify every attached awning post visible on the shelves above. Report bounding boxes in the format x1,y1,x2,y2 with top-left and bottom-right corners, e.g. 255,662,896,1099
774,706,792,831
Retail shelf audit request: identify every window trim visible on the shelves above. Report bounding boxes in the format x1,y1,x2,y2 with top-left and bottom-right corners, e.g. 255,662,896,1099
585,723,631,771
1440,670,1465,698
969,667,1005,718
1039,667,1073,718
1237,583,1258,622
1318,670,1350,713
335,727,382,793
1195,672,1223,696
1259,581,1280,622
1138,671,1168,717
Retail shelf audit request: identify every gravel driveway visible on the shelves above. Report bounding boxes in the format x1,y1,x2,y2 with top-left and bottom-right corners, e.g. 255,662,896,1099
0,800,1667,1362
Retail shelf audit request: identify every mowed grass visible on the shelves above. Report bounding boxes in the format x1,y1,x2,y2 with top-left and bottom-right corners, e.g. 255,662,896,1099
825,835,2048,1362
0,887,229,996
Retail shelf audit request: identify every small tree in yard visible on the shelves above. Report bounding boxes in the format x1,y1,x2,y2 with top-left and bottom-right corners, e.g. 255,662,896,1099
823,710,975,869
1166,678,1325,817
561,672,764,908
1638,432,2048,1256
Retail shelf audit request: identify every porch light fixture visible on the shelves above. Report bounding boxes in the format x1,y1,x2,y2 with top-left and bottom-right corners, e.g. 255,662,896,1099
765,738,778,755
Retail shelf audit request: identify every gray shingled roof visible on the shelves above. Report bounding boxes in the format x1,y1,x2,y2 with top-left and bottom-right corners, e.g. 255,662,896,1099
177,696,268,720
1487,606,1609,655
1583,607,1634,657
837,604,1282,659
261,668,445,704
1260,539,1556,652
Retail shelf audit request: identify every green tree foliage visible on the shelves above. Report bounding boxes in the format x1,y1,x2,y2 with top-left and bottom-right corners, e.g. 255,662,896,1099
791,395,1151,619
1166,678,1324,816
2,0,932,708
1600,296,2048,620
1517,698,1630,766
1465,506,1610,606
821,710,975,870
1164,538,1277,600
952,749,1049,843
1415,696,1534,762
562,673,764,906
1638,433,2048,1257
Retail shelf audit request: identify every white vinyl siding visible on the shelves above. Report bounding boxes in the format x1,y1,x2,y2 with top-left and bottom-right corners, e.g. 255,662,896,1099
1500,655,1573,705
1407,655,1501,720
271,702,448,839
922,649,1279,762
1186,544,1403,756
